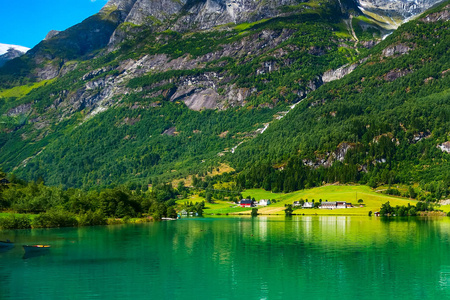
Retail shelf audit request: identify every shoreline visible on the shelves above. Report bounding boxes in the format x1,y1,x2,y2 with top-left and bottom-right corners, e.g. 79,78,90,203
1,213,449,230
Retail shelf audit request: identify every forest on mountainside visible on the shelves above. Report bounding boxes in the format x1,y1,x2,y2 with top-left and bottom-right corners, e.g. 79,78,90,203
232,5,450,200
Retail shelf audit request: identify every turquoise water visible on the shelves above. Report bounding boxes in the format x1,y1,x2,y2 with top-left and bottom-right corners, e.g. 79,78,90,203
2,216,450,299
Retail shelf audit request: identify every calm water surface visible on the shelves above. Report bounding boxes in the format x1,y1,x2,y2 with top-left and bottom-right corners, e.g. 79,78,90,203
1,216,450,299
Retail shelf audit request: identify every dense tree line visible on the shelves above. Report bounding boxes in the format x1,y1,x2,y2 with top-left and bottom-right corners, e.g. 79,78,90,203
378,201,436,217
0,172,182,229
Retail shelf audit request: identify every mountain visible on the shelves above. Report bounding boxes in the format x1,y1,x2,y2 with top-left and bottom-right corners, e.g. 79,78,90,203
0,44,29,67
233,1,450,195
0,0,449,196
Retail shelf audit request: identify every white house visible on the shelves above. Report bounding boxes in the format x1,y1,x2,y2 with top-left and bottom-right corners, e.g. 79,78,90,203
258,199,271,206
302,202,314,208
320,201,350,209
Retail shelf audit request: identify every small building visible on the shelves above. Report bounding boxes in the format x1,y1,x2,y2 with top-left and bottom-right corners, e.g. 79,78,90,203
293,201,300,207
302,202,314,209
320,201,351,209
258,199,271,206
320,202,337,209
240,199,255,207
374,211,380,217
336,201,347,209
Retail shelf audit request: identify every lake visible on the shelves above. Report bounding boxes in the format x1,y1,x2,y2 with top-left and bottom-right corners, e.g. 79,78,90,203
1,216,450,299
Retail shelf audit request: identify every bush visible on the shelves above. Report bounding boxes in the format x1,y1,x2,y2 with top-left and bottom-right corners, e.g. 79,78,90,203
32,210,78,228
251,208,258,217
78,210,107,226
0,214,32,229
107,218,125,225
385,188,401,196
285,205,293,216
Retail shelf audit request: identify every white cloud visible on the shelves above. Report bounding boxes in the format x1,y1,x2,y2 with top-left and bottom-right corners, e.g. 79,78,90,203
0,43,30,56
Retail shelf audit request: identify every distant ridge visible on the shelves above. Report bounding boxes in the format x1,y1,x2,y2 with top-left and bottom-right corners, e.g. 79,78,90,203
0,43,30,56
0,43,30,67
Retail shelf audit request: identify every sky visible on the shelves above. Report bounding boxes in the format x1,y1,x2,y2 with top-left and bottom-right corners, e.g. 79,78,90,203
1,0,108,49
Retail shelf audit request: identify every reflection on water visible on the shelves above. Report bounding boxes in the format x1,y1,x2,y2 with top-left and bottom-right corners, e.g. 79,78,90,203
22,249,50,260
1,216,450,299
0,245,14,253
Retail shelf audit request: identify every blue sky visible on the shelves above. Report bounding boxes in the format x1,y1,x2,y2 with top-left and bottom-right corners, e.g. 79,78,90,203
1,0,108,49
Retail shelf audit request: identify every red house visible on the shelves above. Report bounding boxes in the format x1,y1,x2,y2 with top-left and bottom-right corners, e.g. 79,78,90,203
240,199,254,207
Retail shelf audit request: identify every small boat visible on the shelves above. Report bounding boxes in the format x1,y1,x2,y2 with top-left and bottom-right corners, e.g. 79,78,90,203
23,245,51,252
0,240,14,252
23,245,51,259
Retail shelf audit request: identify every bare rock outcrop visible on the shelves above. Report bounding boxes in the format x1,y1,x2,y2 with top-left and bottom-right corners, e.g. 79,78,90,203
183,88,221,111
322,63,359,83
6,103,32,117
438,141,450,153
303,142,354,168
44,30,61,40
421,4,450,23
384,68,412,81
382,43,413,57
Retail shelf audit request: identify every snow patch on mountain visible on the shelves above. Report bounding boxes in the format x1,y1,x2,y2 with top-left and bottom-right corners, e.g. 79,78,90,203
0,43,30,56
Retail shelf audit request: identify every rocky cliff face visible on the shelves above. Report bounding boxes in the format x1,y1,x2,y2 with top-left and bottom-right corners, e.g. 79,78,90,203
104,0,301,46
103,0,446,30
356,0,445,28
103,0,299,27
358,0,444,18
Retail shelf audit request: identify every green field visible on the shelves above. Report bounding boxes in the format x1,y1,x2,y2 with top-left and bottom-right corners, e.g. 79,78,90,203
0,79,54,99
241,189,286,201
176,195,251,215
0,212,35,219
256,185,420,215
193,185,426,216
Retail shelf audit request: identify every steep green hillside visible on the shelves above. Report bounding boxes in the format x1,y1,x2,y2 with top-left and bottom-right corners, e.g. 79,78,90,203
232,1,450,201
0,0,382,189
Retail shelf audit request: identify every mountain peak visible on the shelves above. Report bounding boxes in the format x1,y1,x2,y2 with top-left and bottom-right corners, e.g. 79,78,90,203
0,43,30,56
0,43,30,67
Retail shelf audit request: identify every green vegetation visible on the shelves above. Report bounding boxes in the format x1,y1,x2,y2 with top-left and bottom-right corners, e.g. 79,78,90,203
0,79,54,99
0,102,279,188
190,184,424,216
0,0,383,190
378,201,438,217
251,208,258,217
233,2,450,201
0,0,449,211
0,170,186,229
249,185,419,215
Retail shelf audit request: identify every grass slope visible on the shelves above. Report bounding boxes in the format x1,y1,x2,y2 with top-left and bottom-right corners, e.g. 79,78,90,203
202,185,418,215
0,79,54,99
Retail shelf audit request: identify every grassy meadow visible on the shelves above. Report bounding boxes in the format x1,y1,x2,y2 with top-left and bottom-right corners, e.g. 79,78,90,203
178,185,430,216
